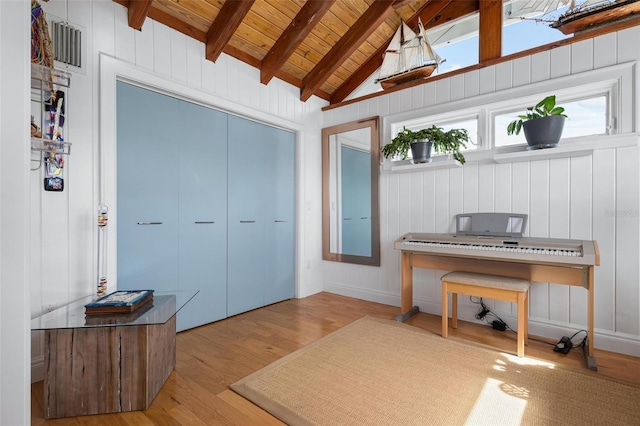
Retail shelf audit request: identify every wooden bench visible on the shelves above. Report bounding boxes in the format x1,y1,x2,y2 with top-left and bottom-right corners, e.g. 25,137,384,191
441,271,530,357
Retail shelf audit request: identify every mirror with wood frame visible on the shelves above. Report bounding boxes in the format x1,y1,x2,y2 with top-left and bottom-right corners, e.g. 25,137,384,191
322,116,380,266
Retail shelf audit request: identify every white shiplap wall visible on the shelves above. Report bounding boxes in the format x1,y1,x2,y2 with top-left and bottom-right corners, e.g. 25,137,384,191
323,27,640,356
1,1,31,423
30,0,327,380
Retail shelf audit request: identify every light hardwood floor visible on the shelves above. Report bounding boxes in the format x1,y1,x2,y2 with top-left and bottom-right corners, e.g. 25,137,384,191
31,292,640,425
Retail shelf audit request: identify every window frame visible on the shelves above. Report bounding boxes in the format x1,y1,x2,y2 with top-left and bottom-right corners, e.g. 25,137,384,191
381,61,634,169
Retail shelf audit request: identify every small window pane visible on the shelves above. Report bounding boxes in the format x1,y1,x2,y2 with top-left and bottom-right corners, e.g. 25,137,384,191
494,96,607,147
439,119,478,152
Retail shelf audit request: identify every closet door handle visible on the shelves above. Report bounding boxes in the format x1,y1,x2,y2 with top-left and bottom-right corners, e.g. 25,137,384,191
194,221,215,224
274,220,288,223
137,222,163,225
240,220,256,223
343,217,352,220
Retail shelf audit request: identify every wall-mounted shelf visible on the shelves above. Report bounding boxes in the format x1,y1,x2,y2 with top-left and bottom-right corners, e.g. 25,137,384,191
31,139,71,155
493,145,593,163
381,158,463,173
30,63,71,156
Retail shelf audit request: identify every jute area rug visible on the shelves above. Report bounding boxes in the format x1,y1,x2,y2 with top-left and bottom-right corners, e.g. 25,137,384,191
230,316,640,426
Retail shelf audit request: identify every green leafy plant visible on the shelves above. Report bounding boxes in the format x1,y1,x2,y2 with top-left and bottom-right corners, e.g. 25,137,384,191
381,125,470,164
507,95,568,136
381,126,415,160
416,126,469,164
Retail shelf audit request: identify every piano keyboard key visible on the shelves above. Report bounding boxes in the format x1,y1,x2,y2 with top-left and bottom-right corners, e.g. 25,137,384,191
403,240,582,256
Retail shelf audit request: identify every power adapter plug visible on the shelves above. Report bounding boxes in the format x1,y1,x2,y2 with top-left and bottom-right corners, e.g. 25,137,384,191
492,320,506,331
553,336,573,354
477,308,490,319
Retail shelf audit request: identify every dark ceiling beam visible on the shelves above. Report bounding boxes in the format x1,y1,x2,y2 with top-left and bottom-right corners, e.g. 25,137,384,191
300,0,398,102
206,0,255,63
146,5,207,42
126,0,153,30
419,0,478,29
260,0,335,85
330,0,477,104
478,0,502,62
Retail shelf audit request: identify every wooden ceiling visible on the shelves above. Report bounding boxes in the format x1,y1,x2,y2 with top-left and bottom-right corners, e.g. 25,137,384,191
113,0,505,104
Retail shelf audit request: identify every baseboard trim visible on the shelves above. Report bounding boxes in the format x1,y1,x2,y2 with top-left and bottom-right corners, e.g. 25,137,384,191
31,355,44,383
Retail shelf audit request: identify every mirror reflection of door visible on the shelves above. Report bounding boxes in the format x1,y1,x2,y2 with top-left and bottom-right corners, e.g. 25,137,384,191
333,131,371,256
322,116,380,266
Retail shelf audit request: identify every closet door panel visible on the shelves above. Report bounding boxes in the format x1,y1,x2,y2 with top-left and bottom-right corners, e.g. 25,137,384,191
178,101,228,330
264,128,295,305
227,115,268,316
116,81,179,292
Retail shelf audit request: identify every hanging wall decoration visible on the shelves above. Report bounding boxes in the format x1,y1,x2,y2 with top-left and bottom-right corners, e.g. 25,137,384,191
31,0,54,68
97,205,109,297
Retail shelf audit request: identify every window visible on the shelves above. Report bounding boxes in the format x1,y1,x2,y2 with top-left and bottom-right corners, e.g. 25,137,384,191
494,95,608,147
396,116,479,161
381,62,630,167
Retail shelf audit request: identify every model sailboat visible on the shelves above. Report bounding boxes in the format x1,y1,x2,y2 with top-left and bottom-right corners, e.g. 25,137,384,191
375,19,443,90
550,0,640,34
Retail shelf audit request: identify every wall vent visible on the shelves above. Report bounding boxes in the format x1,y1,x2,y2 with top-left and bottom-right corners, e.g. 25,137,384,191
50,19,82,69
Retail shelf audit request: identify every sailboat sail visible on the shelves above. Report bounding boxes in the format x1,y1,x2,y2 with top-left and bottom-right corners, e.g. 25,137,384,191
376,19,442,88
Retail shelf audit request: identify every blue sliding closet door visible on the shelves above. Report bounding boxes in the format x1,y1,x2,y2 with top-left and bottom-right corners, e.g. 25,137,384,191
118,82,294,325
117,82,180,293
177,101,228,330
227,115,295,315
227,115,269,315
117,81,228,331
264,127,295,305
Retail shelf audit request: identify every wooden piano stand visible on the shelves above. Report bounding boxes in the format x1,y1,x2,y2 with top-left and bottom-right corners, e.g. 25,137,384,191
395,250,598,371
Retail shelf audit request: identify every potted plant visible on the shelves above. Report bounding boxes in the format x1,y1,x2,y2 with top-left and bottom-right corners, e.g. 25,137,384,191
507,95,568,150
381,125,469,164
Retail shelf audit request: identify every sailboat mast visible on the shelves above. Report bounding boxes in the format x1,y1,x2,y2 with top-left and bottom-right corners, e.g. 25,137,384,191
399,22,406,74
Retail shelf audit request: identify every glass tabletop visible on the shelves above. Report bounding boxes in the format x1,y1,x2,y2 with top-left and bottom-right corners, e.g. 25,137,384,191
31,290,198,330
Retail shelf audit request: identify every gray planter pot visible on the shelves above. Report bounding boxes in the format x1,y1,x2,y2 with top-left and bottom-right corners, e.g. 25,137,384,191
411,139,433,163
522,115,565,150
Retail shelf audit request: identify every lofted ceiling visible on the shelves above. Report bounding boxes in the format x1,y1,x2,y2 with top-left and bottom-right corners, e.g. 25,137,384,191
113,0,568,104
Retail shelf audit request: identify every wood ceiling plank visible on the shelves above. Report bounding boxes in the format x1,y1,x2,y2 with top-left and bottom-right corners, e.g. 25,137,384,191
479,0,502,62
301,0,396,101
263,0,305,19
127,0,153,30
254,0,300,28
231,21,277,59
152,0,217,33
206,0,255,62
330,0,373,26
261,0,336,85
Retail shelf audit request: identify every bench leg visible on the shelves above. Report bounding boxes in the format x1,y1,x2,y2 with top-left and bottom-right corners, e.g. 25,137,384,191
442,282,448,338
517,292,526,357
452,292,458,329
